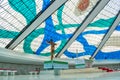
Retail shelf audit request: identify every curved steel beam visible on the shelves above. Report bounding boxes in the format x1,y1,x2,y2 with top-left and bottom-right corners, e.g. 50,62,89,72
55,0,110,58
6,0,68,49
90,11,120,59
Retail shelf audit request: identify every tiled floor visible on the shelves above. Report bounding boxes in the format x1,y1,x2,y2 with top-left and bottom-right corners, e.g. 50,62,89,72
0,71,120,80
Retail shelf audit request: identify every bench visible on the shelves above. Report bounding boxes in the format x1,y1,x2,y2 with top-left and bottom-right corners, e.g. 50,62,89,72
0,68,17,76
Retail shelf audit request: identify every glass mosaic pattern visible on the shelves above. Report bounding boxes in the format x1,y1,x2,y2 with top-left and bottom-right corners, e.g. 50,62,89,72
0,0,120,59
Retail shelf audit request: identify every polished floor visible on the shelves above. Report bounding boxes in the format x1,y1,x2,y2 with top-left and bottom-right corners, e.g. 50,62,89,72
0,71,120,80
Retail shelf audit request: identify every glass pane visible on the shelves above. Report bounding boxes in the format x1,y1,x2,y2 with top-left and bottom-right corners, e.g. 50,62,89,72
71,0,120,59
0,0,45,47
96,24,120,59
14,0,99,57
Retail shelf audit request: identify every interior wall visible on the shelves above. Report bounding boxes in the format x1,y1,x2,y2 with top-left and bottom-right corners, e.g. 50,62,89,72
0,62,43,75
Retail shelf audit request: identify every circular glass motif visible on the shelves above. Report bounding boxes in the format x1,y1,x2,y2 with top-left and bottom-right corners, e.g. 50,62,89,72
77,0,89,11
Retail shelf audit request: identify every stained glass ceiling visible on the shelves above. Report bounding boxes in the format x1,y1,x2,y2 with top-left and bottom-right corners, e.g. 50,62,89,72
0,0,43,47
14,0,99,56
0,0,120,59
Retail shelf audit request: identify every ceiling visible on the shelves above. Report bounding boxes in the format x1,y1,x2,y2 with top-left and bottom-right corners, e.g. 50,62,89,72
0,0,120,59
